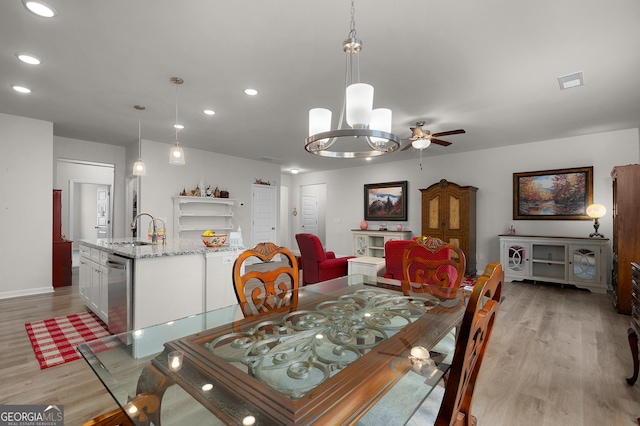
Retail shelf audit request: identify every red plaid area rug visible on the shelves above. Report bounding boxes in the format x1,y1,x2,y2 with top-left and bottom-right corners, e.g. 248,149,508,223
25,311,116,370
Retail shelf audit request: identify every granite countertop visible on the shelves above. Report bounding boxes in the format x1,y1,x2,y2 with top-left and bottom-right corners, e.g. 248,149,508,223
79,238,244,259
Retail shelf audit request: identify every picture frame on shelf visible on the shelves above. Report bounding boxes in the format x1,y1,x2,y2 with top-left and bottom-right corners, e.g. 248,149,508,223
364,181,408,221
513,166,593,220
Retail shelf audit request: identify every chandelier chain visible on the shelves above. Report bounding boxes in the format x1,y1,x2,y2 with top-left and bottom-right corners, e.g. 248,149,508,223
175,84,179,140
349,0,356,38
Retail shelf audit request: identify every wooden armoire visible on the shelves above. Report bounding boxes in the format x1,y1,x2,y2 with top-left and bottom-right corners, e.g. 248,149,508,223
611,164,640,314
420,179,477,276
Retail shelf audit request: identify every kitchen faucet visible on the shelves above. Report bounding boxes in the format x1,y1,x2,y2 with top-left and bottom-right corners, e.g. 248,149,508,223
131,212,158,243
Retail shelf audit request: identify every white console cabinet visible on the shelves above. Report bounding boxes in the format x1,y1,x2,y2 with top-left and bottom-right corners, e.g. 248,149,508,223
351,230,412,258
499,235,609,294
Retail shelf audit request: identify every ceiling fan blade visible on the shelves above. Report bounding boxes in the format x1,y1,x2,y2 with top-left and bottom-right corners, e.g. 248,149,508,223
432,129,465,138
430,138,452,146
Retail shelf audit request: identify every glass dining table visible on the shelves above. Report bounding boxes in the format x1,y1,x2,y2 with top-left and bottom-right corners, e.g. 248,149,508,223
77,274,465,425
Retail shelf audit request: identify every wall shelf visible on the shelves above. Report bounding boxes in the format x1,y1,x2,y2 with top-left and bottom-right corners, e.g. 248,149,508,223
173,197,235,239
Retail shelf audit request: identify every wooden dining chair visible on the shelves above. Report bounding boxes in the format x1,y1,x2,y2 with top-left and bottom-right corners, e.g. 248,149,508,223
401,236,466,292
354,263,503,426
408,262,504,426
232,242,300,317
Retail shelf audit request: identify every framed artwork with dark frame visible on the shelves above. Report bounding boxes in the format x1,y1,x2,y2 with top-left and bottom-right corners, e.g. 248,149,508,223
513,166,593,220
364,181,408,221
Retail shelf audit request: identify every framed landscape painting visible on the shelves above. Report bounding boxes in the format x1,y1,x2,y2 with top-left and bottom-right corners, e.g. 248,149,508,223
513,166,593,220
364,181,407,221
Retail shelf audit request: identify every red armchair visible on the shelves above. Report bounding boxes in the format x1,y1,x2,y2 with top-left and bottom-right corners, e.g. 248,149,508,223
295,233,355,285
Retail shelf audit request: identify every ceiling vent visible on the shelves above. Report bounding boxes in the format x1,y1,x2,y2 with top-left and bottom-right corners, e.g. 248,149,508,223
257,156,281,164
558,72,584,90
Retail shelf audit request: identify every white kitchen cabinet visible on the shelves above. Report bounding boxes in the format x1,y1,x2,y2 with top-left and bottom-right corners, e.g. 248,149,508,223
132,254,205,330
78,244,91,303
205,250,241,311
173,196,235,239
499,235,609,294
81,246,109,324
351,230,412,258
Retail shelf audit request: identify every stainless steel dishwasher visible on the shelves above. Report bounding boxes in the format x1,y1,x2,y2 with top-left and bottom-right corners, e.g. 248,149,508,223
107,253,132,336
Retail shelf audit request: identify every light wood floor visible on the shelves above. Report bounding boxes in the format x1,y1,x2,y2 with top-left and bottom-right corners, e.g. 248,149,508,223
1,271,639,425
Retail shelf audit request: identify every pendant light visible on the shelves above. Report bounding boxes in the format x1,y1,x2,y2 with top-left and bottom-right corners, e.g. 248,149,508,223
132,105,146,176
169,77,185,165
304,0,400,158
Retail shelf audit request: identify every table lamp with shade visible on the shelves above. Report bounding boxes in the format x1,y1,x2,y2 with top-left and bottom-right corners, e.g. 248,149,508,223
586,204,606,238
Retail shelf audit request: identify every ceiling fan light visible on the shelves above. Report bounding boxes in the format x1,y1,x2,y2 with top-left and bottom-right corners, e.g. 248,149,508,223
412,139,431,150
169,142,185,165
346,83,373,128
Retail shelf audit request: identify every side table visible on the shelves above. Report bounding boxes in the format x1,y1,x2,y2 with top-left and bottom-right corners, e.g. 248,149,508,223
348,256,386,277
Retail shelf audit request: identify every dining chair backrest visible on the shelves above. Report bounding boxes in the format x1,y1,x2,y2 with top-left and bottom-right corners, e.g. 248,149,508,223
434,262,504,426
232,242,299,317
401,236,466,292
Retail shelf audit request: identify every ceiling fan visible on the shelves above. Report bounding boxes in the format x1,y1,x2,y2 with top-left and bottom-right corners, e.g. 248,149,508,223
400,122,466,151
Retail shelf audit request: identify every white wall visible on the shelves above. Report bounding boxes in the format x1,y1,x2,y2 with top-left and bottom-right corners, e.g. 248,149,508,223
0,113,53,298
135,139,281,243
290,128,640,273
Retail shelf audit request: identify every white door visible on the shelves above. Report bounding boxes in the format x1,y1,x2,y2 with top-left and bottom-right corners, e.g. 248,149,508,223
301,194,318,236
252,184,277,246
96,185,110,238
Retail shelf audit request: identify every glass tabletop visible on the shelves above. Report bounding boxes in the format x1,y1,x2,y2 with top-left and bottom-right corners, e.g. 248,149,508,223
77,275,465,425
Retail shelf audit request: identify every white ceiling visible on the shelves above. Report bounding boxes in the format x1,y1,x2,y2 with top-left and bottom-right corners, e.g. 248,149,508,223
1,0,639,174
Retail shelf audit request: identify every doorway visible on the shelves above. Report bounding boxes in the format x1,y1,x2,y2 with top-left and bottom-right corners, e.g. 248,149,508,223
300,184,326,246
57,159,115,267
251,184,277,246
69,182,113,264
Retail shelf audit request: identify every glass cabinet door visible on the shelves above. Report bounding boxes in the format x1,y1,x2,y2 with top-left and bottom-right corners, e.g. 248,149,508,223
568,244,601,284
354,235,367,256
501,240,530,279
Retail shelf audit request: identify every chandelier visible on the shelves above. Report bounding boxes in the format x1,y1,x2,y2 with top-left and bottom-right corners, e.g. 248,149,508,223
305,0,400,158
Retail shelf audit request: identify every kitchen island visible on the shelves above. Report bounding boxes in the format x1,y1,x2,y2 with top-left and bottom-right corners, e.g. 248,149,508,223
78,238,243,332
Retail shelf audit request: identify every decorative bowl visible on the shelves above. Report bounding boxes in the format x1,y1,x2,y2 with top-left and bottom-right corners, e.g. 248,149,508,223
202,234,227,248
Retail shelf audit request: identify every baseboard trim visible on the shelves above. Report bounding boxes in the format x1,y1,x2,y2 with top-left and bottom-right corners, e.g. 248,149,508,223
0,286,54,300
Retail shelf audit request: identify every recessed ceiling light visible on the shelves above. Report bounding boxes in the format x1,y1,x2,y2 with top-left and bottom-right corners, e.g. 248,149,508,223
22,0,57,18
558,71,584,90
11,85,32,94
203,109,215,116
16,53,41,65
174,124,184,130
244,88,258,96
290,168,299,174
365,157,372,161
